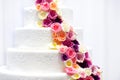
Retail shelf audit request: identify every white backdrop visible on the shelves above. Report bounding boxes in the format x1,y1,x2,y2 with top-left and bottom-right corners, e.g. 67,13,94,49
0,0,120,80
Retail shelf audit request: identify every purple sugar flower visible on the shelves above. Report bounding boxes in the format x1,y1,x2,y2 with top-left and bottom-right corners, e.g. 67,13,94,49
43,18,52,27
77,58,92,68
72,39,80,45
48,10,58,19
61,54,68,61
77,53,85,63
36,0,43,4
62,39,73,47
54,16,63,23
73,44,79,52
91,74,100,80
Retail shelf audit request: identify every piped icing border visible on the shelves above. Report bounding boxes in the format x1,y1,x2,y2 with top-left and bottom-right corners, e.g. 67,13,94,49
35,0,103,80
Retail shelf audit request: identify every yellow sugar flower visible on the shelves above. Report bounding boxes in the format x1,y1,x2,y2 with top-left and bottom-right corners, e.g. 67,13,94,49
79,44,88,53
48,42,59,50
84,68,92,76
64,59,73,67
36,20,43,28
71,73,81,79
38,11,48,20
62,22,71,32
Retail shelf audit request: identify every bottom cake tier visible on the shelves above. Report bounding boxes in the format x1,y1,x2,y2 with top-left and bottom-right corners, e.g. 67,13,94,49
0,66,68,80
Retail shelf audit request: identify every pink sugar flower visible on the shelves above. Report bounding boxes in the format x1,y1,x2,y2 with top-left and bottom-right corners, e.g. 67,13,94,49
80,71,87,78
64,67,77,75
41,2,50,11
51,22,62,32
66,47,76,58
77,53,85,63
59,45,68,54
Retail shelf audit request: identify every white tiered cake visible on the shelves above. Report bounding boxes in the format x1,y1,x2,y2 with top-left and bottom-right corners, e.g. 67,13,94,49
0,0,102,80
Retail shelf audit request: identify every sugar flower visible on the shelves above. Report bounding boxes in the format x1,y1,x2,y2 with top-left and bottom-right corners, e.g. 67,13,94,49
54,16,63,23
85,76,94,80
41,2,50,11
50,1,58,10
45,0,53,3
61,54,68,61
43,17,52,27
36,20,43,27
71,73,81,79
73,44,79,52
84,68,92,76
77,53,85,63
66,47,76,58
77,58,92,68
36,0,43,4
51,22,62,32
48,10,58,19
72,39,80,45
57,30,66,41
36,4,41,11
64,67,77,76
62,22,71,32
59,45,68,53
62,39,74,47
38,11,48,19
91,74,100,80
64,59,73,67
67,29,76,40
80,71,87,78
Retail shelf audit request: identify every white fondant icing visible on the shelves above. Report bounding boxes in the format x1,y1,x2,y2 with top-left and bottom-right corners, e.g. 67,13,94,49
15,28,52,49
7,48,64,73
24,7,73,27
0,66,68,80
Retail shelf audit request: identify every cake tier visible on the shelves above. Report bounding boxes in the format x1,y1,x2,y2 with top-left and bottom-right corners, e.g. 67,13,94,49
0,66,68,80
15,28,83,49
7,48,63,73
24,7,73,27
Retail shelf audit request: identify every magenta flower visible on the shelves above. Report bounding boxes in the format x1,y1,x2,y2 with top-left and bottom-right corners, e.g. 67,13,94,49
85,52,90,58
45,0,53,3
62,39,74,47
48,10,58,19
85,76,94,80
43,18,52,27
36,0,44,4
77,53,85,63
77,58,92,68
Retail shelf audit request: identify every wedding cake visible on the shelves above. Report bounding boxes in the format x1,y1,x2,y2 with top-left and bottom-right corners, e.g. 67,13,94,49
0,0,103,80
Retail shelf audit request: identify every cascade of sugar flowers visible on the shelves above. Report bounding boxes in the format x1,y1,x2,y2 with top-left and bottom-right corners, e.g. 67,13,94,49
35,0,103,80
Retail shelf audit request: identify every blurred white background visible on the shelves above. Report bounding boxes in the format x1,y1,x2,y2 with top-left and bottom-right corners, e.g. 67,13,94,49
0,0,120,80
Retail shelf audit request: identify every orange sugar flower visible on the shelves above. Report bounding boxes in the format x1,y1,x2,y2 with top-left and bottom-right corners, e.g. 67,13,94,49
36,4,41,11
52,32,58,39
50,2,58,10
53,38,62,45
57,30,66,41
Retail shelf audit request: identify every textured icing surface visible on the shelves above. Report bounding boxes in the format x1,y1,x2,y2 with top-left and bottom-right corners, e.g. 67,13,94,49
24,7,73,27
7,48,64,73
15,28,52,49
0,66,68,80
